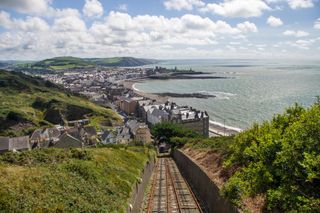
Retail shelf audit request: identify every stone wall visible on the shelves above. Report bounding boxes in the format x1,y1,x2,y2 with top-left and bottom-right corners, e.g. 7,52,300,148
173,150,238,213
127,156,156,213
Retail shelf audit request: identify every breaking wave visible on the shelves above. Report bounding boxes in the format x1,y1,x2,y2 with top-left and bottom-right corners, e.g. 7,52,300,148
198,91,236,100
209,120,242,132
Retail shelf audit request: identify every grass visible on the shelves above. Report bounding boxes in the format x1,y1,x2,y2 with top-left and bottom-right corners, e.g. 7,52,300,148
15,57,157,73
0,146,156,212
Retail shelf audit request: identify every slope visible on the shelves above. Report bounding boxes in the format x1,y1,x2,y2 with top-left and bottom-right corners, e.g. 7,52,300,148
0,70,121,136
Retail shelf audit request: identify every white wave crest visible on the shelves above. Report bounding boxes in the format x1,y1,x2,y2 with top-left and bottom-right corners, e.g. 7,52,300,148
132,83,141,92
198,91,236,100
209,120,242,132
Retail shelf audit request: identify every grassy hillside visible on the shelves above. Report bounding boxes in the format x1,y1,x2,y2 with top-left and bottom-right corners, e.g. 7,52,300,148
16,57,95,73
15,56,158,73
87,57,158,67
0,146,155,212
0,70,120,136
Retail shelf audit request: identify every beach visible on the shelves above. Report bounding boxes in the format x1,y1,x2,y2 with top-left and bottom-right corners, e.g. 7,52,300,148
209,121,241,136
122,79,169,103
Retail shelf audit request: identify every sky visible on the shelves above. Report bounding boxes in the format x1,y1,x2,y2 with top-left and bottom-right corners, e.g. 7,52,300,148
0,0,319,60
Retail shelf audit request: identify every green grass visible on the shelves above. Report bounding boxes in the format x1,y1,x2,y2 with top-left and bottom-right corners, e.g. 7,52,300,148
0,70,121,136
0,147,156,212
183,136,234,157
15,57,157,73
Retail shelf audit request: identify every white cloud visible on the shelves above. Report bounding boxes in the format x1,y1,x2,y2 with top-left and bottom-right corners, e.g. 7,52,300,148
200,0,270,18
283,30,309,37
0,10,49,31
267,16,283,27
290,39,315,49
287,0,314,9
0,11,11,28
49,8,81,18
90,12,258,49
118,4,128,12
314,18,320,30
0,0,49,14
237,21,258,33
53,16,87,32
265,0,314,9
83,0,104,18
164,0,205,11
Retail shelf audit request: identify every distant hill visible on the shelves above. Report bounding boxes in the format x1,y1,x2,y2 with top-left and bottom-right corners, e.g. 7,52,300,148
0,70,120,136
86,57,158,67
15,56,158,73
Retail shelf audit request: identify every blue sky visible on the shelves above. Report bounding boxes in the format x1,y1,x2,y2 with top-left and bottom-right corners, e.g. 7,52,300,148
0,0,319,60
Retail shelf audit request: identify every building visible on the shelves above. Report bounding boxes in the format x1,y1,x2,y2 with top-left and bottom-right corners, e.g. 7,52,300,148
115,126,131,144
146,106,170,126
126,120,152,144
0,136,30,153
54,133,84,148
101,130,116,144
137,99,155,121
171,108,209,137
117,96,144,115
141,101,210,137
30,127,62,148
107,85,126,101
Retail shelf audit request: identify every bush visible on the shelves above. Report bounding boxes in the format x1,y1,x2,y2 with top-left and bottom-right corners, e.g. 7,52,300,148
151,122,200,147
223,103,320,211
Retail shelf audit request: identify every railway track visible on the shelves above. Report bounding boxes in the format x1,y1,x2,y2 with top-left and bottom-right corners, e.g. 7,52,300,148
145,157,202,213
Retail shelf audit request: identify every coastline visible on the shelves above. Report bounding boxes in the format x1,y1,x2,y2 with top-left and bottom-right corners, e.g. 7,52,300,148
209,120,242,136
123,79,242,137
122,79,169,103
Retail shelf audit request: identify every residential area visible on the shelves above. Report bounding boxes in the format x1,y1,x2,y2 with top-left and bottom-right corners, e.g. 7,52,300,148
0,66,209,153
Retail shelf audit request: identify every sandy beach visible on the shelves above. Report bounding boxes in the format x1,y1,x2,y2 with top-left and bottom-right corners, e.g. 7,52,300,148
122,79,169,103
209,123,241,136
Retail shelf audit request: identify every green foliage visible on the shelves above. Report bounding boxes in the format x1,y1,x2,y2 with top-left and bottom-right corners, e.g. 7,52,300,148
15,57,157,72
151,122,200,147
0,147,155,212
184,136,234,155
222,103,320,211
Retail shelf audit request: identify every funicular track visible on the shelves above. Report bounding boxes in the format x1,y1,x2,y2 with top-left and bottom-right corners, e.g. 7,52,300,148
146,157,203,213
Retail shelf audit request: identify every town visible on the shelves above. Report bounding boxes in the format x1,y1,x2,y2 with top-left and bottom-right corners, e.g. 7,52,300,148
0,66,210,153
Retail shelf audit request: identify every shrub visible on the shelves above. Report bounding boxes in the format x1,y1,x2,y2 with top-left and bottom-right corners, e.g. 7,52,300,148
223,103,320,211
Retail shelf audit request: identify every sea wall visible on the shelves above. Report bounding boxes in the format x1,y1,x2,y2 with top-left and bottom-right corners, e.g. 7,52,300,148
172,150,238,213
127,156,156,213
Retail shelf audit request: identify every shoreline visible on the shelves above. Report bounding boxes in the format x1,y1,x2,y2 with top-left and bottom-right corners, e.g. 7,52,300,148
209,120,242,136
122,79,169,103
122,79,242,137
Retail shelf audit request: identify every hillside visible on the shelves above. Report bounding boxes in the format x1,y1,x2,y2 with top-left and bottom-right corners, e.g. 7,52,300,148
15,56,158,73
152,101,320,212
0,146,155,212
86,57,158,67
0,70,120,136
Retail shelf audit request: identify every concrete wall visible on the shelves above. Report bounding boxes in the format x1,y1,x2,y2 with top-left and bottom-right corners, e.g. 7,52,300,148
173,150,238,213
127,156,156,213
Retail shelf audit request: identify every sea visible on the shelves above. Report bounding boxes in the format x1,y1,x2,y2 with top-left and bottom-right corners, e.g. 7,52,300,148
133,59,320,131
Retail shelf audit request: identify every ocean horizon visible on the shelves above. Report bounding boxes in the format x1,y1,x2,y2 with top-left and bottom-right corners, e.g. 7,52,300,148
134,59,320,130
